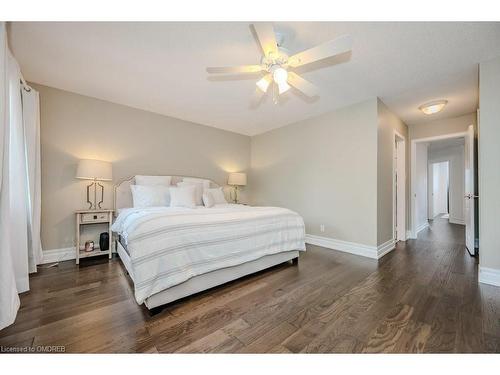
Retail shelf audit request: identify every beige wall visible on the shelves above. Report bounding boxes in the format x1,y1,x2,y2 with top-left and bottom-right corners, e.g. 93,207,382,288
251,98,379,247
35,83,251,251
478,56,500,272
408,112,477,141
377,99,409,245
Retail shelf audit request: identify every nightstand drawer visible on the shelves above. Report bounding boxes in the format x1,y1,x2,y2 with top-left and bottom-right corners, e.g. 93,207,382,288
80,212,109,223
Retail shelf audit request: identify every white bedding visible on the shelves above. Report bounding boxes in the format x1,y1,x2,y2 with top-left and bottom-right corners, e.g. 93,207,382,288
111,204,306,304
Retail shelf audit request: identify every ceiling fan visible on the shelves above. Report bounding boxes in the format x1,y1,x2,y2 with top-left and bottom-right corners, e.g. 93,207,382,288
207,23,352,103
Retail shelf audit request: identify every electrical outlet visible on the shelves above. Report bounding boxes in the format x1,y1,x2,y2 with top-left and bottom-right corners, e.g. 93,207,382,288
320,224,325,233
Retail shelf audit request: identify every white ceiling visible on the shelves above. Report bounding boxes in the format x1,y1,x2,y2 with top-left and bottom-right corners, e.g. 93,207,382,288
8,22,500,136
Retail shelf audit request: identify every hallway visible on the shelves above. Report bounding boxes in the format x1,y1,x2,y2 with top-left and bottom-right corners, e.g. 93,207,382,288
418,216,466,245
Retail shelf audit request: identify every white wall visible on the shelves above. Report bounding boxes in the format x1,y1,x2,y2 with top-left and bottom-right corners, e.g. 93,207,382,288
377,99,409,245
479,56,500,277
415,142,429,231
428,145,465,224
409,113,476,140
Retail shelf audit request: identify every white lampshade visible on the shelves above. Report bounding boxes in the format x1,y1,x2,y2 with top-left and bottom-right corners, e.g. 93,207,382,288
228,172,247,186
76,159,112,181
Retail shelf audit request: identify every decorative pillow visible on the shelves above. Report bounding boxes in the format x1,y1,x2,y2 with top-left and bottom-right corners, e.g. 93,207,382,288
135,175,172,186
177,181,204,205
130,185,170,208
182,177,210,189
169,185,197,208
202,192,215,208
204,187,227,204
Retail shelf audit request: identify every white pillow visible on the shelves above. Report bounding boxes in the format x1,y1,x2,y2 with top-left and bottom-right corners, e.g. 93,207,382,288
182,177,210,189
130,185,170,208
205,187,227,204
202,192,215,208
177,181,204,205
135,175,172,186
169,185,196,208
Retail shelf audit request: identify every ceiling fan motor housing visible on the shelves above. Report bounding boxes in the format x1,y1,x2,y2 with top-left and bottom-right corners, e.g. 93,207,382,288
261,46,291,71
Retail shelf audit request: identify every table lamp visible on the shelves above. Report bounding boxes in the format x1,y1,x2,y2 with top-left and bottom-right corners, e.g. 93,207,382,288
227,172,247,204
76,159,112,210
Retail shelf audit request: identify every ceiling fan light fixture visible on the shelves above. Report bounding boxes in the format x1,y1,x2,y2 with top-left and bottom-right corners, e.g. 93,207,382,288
419,100,448,115
278,81,291,94
256,76,271,93
272,67,288,85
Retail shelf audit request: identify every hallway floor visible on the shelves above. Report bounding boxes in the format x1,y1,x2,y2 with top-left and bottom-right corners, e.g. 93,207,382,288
1,218,499,353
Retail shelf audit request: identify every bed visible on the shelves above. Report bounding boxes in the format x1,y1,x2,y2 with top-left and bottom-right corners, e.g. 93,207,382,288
112,175,306,310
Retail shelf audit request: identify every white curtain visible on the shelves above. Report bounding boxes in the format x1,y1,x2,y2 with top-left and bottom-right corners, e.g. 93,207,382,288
7,50,30,295
23,88,43,272
0,21,21,331
0,22,43,330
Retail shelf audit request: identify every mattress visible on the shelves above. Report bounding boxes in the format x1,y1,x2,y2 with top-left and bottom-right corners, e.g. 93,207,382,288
111,204,306,304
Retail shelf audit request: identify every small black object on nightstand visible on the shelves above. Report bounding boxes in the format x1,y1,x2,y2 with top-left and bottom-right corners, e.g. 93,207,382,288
99,232,109,251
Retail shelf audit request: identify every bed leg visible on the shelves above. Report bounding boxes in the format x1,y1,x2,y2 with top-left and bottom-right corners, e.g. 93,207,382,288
148,306,164,316
291,257,299,266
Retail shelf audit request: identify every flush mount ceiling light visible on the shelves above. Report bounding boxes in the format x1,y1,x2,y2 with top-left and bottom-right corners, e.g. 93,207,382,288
207,23,352,104
419,100,448,115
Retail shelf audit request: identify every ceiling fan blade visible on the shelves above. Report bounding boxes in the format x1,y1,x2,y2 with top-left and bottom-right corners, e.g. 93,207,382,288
288,35,352,68
206,65,262,74
287,72,319,97
251,23,278,58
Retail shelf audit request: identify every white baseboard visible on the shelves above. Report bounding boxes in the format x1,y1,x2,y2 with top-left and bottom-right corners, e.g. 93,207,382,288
449,217,465,225
305,234,395,260
479,267,500,287
41,247,75,264
41,245,117,264
377,239,396,258
406,230,416,239
416,221,429,234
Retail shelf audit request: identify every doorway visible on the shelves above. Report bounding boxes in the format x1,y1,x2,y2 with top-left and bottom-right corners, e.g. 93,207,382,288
429,161,449,219
410,129,475,247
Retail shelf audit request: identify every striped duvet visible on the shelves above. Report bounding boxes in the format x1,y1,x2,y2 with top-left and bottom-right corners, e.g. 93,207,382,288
111,204,306,304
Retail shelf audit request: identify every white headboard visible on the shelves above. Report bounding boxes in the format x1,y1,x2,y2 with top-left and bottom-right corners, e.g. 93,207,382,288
114,175,221,210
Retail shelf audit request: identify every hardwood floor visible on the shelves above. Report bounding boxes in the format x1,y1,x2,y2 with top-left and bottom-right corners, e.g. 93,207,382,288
1,218,499,353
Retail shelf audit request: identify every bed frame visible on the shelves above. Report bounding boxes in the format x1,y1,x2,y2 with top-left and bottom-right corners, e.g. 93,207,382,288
113,175,299,310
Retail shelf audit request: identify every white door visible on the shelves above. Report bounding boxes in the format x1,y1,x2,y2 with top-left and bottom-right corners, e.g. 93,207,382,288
464,125,476,255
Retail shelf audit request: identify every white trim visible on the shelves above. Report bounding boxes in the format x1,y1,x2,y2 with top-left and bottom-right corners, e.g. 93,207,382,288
377,239,396,258
410,131,468,239
41,247,75,264
479,267,500,287
305,234,395,260
393,130,406,242
416,221,429,234
449,217,465,225
406,230,415,239
42,245,117,264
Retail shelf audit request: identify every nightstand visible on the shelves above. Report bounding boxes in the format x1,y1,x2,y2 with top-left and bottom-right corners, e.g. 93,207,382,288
75,209,113,265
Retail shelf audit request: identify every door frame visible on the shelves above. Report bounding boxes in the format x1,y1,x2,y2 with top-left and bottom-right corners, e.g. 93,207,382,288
410,131,467,238
393,130,406,242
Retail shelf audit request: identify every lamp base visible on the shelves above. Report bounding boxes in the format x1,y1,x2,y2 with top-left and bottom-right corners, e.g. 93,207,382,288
85,180,105,210
230,186,240,204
